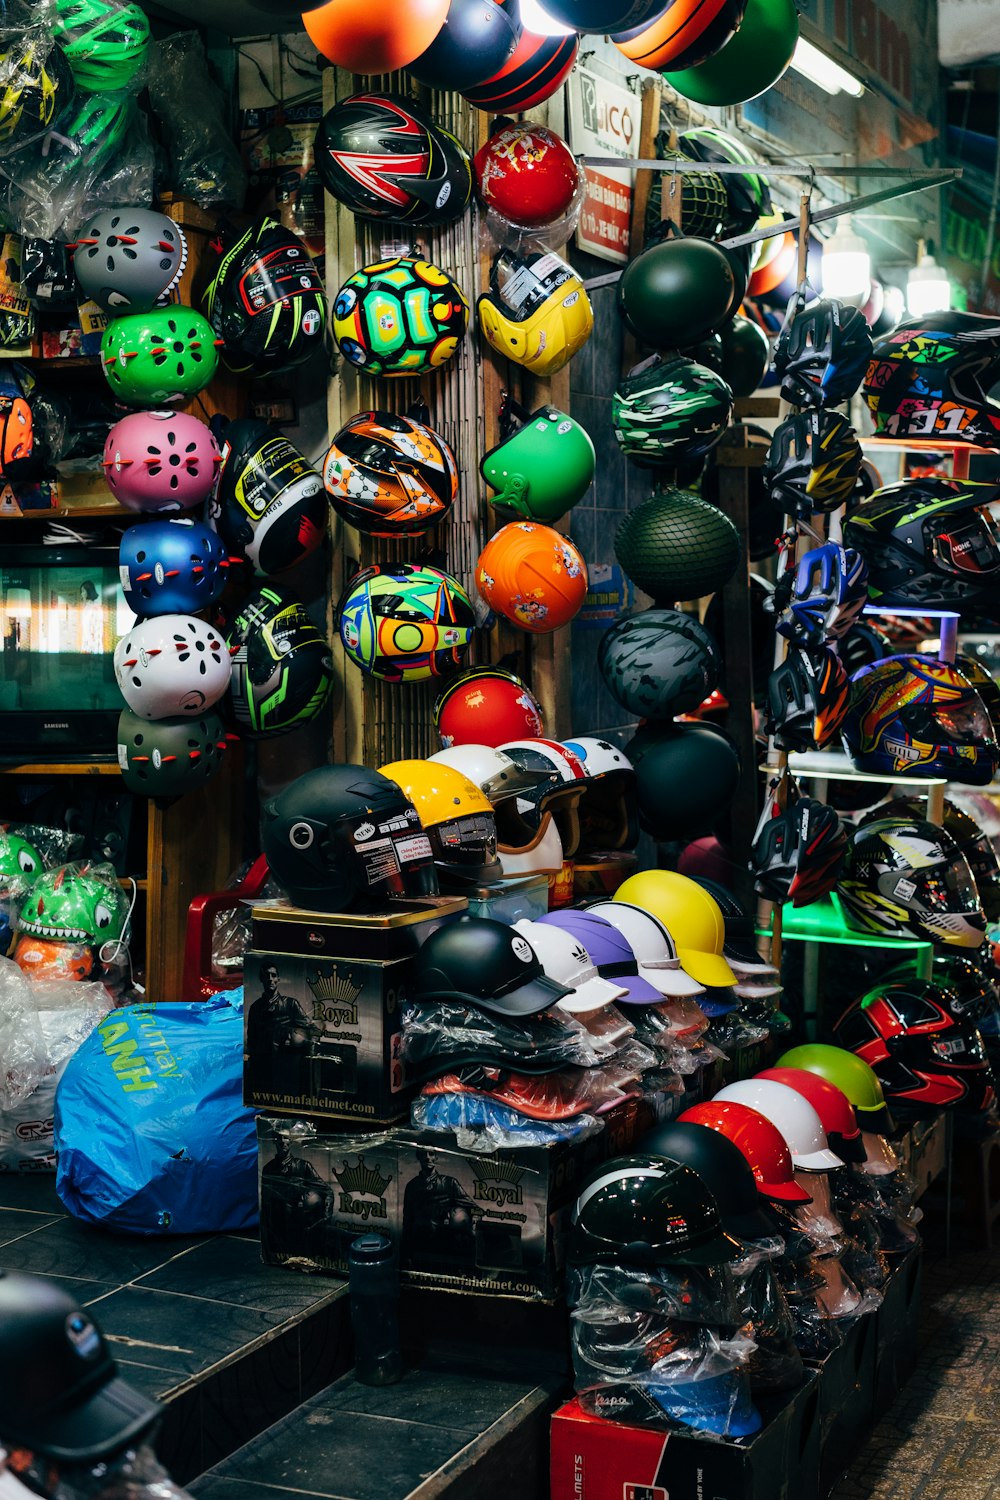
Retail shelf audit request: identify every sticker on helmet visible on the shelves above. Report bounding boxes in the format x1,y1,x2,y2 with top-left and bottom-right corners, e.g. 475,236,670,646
354,823,375,842
511,935,534,963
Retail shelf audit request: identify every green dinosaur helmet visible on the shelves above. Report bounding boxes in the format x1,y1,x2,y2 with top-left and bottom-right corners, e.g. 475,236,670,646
480,399,596,523
17,863,128,946
52,0,150,92
100,307,221,406
0,831,44,897
613,355,734,468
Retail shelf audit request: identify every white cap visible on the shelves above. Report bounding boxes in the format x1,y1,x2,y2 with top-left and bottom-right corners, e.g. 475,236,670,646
716,1078,844,1172
513,919,628,1015
586,901,705,997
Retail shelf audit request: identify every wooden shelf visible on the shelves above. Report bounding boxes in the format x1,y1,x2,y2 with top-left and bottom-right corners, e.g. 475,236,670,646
21,355,102,373
0,760,121,776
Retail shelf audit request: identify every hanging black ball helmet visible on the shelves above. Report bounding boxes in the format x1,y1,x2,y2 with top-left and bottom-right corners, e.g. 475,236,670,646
314,93,472,227
570,1153,742,1268
117,707,231,800
211,418,327,575
407,0,521,90
201,216,326,377
619,235,736,349
764,409,863,517
614,486,742,602
639,1122,780,1241
718,315,770,398
408,915,572,1018
226,586,334,738
262,765,438,912
772,299,874,409
626,721,741,840
927,953,1000,1027
599,608,721,719
612,355,733,469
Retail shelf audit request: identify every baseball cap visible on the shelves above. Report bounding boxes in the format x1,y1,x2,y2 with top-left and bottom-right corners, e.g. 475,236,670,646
513,919,628,1014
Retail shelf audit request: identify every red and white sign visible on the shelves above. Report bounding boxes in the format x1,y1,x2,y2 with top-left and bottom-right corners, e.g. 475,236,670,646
568,66,637,265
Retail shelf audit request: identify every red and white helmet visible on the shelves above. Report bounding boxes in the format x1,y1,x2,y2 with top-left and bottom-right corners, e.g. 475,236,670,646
497,737,587,858
113,614,231,721
564,736,638,854
474,122,581,231
434,667,544,748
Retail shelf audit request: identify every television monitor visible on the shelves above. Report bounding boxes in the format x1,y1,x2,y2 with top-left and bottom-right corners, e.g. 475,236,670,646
0,544,136,760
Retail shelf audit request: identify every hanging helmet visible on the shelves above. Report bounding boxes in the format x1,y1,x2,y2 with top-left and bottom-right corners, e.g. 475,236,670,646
618,237,736,351
332,256,468,378
841,654,999,784
862,312,1000,447
0,39,68,149
776,1043,895,1136
119,518,230,618
639,1121,779,1241
477,249,593,378
836,981,996,1115
261,765,437,913
756,1068,866,1164
114,614,230,721
462,23,578,112
47,90,133,174
474,122,581,231
678,1100,811,1204
313,92,472,227
763,409,863,517
210,418,327,574
612,357,733,469
615,869,736,989
613,0,744,65
17,863,128,948
116,707,230,799
598,609,721,719
498,810,565,881
337,564,476,684
495,738,587,858
0,396,33,482
644,146,728,242
584,900,706,997
100,307,220,406
571,1153,741,1268
715,1078,842,1172
480,397,595,524
323,409,457,538
764,645,849,753
73,207,187,315
926,952,1000,1026
103,410,221,513
750,785,846,908
227,585,333,736
770,543,869,649
379,759,501,888
435,667,543,748
627,721,741,842
409,915,570,1017
407,0,521,90
838,816,987,949
679,126,773,238
862,795,1000,924
301,0,451,72
476,522,588,634
428,743,552,804
954,653,1000,739
52,0,150,91
773,300,874,409
563,737,637,854
614,488,741,603
202,218,326,378
838,620,892,679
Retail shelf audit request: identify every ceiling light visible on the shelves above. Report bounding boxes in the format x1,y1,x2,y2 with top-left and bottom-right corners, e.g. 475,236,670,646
520,0,576,35
907,241,951,317
821,218,871,305
790,37,865,97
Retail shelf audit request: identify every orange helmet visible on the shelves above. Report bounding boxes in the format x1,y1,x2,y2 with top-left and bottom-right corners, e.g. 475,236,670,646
476,522,588,634
1,396,32,478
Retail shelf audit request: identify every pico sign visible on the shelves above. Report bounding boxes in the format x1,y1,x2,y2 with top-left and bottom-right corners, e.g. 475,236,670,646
568,65,637,266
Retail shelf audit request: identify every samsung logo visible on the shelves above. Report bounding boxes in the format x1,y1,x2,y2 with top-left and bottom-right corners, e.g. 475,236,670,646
44,721,70,729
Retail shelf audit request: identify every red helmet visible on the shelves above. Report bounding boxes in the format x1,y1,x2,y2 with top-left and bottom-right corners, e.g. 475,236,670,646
434,666,544,748
474,122,580,230
756,1067,866,1163
678,1100,811,1204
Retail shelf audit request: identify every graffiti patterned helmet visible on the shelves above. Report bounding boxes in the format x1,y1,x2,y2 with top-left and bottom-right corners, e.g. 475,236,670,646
862,312,1000,446
73,207,187,315
474,122,581,230
773,300,874,409
435,667,543,748
379,758,501,887
323,409,457,538
770,543,869,648
476,522,588,634
679,126,773,238
333,256,468,377
598,608,721,718
764,646,849,752
862,796,1000,924
481,398,595,523
337,564,476,683
763,409,863,516
227,585,333,736
114,614,230,721
751,781,846,908
612,356,733,468
119,518,230,617
478,249,593,378
17,862,128,947
838,816,987,948
614,487,741,603
211,419,327,574
0,39,67,148
100,307,220,406
202,217,326,377
841,654,999,784
314,92,472,227
103,409,220,512
52,0,150,91
116,707,230,798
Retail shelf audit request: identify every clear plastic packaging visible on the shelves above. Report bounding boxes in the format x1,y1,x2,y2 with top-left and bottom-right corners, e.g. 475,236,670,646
410,1091,602,1151
2,1439,197,1500
0,956,47,1107
730,1238,805,1394
400,998,618,1080
145,33,247,209
569,1261,743,1329
420,1060,637,1121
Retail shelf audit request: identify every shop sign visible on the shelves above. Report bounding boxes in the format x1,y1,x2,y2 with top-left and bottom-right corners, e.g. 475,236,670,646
567,66,637,265
943,188,1000,314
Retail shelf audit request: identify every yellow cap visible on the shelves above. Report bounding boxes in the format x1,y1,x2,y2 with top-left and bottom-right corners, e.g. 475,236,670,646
613,869,736,988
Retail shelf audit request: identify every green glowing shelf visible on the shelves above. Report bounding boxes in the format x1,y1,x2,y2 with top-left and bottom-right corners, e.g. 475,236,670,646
757,891,933,950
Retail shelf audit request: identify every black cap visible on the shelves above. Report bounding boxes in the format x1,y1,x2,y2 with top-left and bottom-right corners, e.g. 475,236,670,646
409,916,572,1018
639,1122,782,1243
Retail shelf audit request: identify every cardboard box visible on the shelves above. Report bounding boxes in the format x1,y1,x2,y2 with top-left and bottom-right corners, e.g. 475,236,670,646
874,1247,922,1418
550,1377,821,1500
809,1309,878,1493
897,1113,951,1201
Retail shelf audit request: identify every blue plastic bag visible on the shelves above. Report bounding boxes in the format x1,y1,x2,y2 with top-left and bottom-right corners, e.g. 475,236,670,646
54,990,258,1235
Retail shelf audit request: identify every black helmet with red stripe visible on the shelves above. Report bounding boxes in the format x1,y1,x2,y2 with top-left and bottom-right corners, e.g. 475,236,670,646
751,778,846,908
462,21,578,112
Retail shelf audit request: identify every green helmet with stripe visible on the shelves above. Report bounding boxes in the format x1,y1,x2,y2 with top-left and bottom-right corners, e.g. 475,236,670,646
227,585,334,737
202,216,327,378
53,0,150,92
613,356,734,468
679,127,772,238
481,399,596,523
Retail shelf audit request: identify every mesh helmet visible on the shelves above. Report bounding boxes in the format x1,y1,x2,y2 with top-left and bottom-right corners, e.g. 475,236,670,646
52,0,149,91
764,645,849,752
379,759,501,887
837,816,987,948
73,207,187,315
773,300,874,409
763,409,863,516
100,307,220,406
841,654,999,784
332,256,468,378
407,0,521,91
612,356,733,469
103,409,221,513
202,218,326,378
954,653,1000,738
323,409,457,538
614,487,741,603
0,38,67,149
119,518,231,618
435,667,543,748
598,608,721,718
314,92,472,227
211,418,327,574
862,312,1000,447
679,126,773,238
770,543,869,648
337,564,476,683
476,522,588,633
481,397,595,523
751,779,846,908
478,249,593,378
116,707,230,799
227,585,333,737
643,144,728,242
570,1154,741,1268
861,795,1000,924
842,477,1000,609
114,614,230,721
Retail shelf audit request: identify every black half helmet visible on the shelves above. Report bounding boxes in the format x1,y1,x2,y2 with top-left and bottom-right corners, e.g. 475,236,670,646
638,1122,780,1241
407,915,572,1018
201,216,327,377
570,1153,743,1268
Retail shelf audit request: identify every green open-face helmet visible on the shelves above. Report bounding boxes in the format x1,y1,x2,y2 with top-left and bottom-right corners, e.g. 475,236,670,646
480,398,595,524
100,307,221,406
52,0,150,92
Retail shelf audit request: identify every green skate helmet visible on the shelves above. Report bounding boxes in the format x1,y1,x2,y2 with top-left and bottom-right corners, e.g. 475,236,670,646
481,397,595,523
52,0,150,92
613,355,734,468
17,863,129,947
117,708,232,799
100,307,221,406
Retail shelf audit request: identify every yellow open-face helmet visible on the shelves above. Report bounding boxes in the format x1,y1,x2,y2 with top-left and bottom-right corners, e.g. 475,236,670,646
379,758,500,888
477,249,593,378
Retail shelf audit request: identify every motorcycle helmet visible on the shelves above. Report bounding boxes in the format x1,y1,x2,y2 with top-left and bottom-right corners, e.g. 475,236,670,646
476,522,588,634
626,721,741,842
837,815,987,949
545,0,678,27
764,645,850,752
301,0,450,71
408,915,571,1017
333,256,468,378
862,795,1000,923
771,543,869,648
0,39,66,149
776,1043,895,1136
313,92,471,227
100,308,220,406
613,0,745,70
714,1079,843,1172
113,615,230,721
17,863,128,949
103,410,220,513
615,869,736,989
480,397,595,523
261,765,437,912
227,585,334,736
639,1121,779,1241
52,0,149,91
536,909,668,1005
842,477,1000,609
679,126,773,239
862,312,1000,447
478,249,593,378
211,418,327,574
563,737,637,854
323,409,457,538
72,207,186,315
337,564,476,683
750,784,846,908
773,299,874,409
717,314,771,398
763,409,863,516
202,218,326,377
435,667,543,747
474,122,581,230
119,518,230,617
644,146,728,243
570,1154,742,1268
116,707,230,799
407,0,521,90
462,23,578,112
612,357,733,468
756,1068,866,1164
498,810,564,880
585,900,706,997
379,758,501,887
614,489,742,603
495,738,586,858
513,919,628,1015
841,654,999,784
954,653,1000,739
428,743,551,804
926,952,1000,1026
836,980,996,1114
619,236,736,350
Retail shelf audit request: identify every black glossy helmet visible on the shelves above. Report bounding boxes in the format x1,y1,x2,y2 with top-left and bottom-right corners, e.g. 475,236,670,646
763,409,863,516
262,765,438,913
227,586,334,738
598,608,722,718
929,953,1000,1027
211,418,327,575
201,216,326,377
764,645,850,752
772,300,874,409
837,816,987,949
117,708,231,800
861,795,1000,923
770,543,869,649
638,1122,780,1241
570,1153,742,1268
612,355,733,468
407,915,572,1018
407,0,521,90
751,781,846,908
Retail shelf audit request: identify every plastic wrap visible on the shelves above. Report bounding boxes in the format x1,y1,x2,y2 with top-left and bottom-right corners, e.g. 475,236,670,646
146,33,247,209
577,1003,636,1050
410,1091,603,1151
730,1240,805,1394
705,1011,771,1051
835,1163,921,1254
0,3,68,161
569,1261,743,1329
3,1437,197,1500
400,998,618,1080
0,956,47,1107
420,1061,637,1120
13,860,133,1002
790,1171,848,1252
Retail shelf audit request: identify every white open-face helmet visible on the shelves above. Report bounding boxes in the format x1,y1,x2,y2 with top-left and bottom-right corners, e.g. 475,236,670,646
113,614,230,721
429,742,551,804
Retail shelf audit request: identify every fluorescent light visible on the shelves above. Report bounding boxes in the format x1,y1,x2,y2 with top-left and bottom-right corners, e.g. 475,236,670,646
821,218,871,305
883,285,906,327
907,244,951,317
520,0,576,35
790,37,865,97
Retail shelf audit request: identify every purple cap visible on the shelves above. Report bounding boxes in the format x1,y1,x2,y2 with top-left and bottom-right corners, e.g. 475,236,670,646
535,910,665,1006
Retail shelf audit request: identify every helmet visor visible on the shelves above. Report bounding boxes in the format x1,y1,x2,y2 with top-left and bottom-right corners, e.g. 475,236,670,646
931,506,1000,577
917,694,995,746
919,853,983,917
